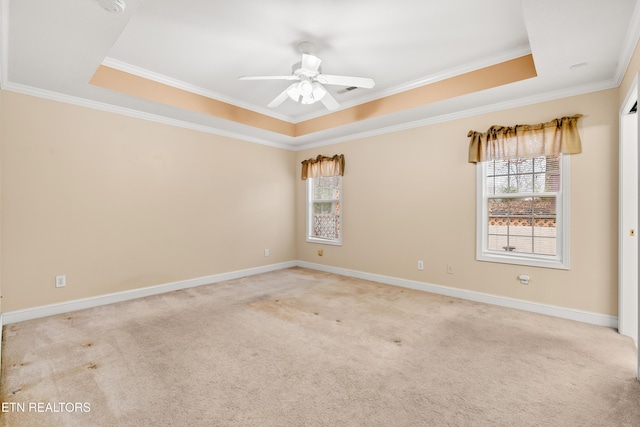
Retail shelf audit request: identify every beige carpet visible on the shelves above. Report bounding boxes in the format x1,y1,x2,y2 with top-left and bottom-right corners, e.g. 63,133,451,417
1,267,639,426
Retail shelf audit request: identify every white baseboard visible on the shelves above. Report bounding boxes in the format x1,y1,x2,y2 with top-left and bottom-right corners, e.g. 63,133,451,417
1,261,297,325
296,261,619,329
0,260,618,329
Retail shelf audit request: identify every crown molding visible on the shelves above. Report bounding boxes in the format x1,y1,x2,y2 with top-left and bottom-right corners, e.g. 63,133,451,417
291,78,618,151
101,57,294,123
292,45,533,123
103,45,533,126
2,75,617,153
3,82,295,150
614,1,640,86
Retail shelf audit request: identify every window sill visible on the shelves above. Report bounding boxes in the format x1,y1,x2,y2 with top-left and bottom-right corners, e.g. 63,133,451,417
477,251,569,270
306,237,342,246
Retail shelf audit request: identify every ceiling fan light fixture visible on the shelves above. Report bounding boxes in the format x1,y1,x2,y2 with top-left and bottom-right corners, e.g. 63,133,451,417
299,80,313,97
287,79,327,105
240,48,374,110
311,82,327,101
286,84,301,103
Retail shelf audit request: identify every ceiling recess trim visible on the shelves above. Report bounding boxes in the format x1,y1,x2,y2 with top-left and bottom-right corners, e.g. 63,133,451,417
293,45,533,123
90,65,297,136
101,57,293,123
295,54,537,137
90,54,537,138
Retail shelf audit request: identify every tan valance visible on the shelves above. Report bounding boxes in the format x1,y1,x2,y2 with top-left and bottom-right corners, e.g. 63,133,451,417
468,114,583,163
301,154,345,180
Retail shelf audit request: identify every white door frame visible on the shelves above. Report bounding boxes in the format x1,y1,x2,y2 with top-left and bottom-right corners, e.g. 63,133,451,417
619,75,639,380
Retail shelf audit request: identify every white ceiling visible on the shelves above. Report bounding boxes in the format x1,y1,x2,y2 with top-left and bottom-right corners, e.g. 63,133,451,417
2,0,639,149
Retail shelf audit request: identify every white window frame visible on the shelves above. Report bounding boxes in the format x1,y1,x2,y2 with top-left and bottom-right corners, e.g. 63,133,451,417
306,176,343,246
476,155,570,270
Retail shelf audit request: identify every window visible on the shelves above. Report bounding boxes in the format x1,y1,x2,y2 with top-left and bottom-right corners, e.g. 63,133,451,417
307,175,342,245
477,154,569,269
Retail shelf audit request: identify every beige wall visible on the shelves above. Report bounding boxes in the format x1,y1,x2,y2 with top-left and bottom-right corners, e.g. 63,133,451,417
296,89,619,315
0,91,296,312
1,52,634,317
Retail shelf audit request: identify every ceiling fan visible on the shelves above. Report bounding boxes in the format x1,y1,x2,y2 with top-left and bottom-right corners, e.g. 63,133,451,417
239,45,375,111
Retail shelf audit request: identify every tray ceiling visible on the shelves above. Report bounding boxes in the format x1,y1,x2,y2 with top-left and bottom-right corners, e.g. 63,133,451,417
2,0,638,149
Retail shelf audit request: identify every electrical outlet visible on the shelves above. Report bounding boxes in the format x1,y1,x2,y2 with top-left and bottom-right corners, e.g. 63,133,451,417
264,249,270,257
417,260,424,270
55,275,66,288
447,264,454,274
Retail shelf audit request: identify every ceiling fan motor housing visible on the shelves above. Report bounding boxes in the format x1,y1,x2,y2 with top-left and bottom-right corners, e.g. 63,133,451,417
96,0,126,14
292,62,321,77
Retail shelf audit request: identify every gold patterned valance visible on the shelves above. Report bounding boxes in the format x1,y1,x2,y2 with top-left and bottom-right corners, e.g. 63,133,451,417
301,154,345,180
468,114,583,163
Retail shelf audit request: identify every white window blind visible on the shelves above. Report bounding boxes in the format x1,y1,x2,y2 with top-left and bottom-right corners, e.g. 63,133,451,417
477,154,569,269
307,176,342,245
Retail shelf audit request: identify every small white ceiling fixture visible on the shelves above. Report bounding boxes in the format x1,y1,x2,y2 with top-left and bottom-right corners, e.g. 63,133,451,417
96,0,126,14
569,62,588,71
239,42,375,111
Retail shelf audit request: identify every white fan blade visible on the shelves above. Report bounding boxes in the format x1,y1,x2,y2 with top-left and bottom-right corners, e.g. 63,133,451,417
301,54,322,74
316,74,375,88
239,75,298,81
320,91,340,111
268,83,296,108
